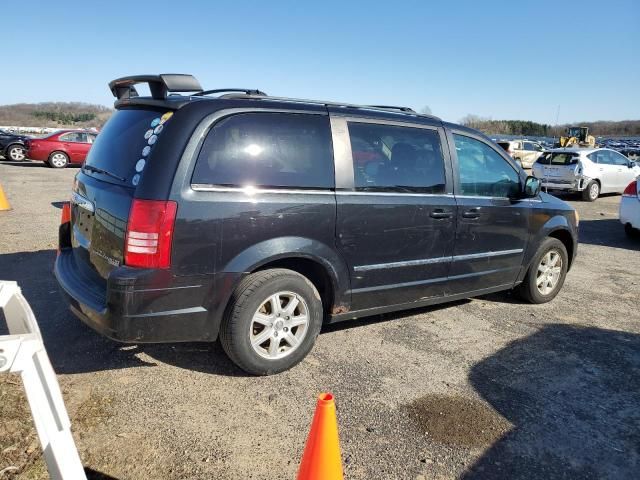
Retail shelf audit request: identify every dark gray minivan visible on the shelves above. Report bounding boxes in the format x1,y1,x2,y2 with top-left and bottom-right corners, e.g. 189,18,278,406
55,74,578,374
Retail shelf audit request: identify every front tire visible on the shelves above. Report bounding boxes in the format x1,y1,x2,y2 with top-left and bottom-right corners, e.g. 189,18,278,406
7,144,26,161
518,237,568,304
48,151,69,168
220,269,323,375
582,180,600,202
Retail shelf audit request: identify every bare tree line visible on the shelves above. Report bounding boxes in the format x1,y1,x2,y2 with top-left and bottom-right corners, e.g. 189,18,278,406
460,114,640,137
0,102,112,129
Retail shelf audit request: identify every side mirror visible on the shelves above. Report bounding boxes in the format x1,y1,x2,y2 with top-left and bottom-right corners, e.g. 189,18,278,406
524,175,541,197
629,162,635,168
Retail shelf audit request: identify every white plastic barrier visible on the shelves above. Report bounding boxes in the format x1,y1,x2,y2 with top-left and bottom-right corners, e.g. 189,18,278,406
0,281,86,480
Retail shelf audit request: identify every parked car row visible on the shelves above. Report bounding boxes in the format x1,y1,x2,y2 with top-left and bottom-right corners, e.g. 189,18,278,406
1,128,98,167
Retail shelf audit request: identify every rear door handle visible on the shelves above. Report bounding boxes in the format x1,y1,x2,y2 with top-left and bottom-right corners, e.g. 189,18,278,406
430,209,453,219
462,208,481,219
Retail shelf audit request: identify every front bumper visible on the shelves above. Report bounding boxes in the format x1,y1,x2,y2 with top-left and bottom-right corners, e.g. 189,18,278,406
54,249,220,343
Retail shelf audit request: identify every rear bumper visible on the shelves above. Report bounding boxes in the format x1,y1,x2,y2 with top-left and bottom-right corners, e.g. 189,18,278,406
540,176,587,192
54,249,234,343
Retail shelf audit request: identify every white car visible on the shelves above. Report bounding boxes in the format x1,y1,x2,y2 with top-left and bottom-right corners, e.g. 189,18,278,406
620,177,640,237
532,148,640,202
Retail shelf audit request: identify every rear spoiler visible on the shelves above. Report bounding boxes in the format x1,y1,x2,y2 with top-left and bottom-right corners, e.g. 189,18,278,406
109,74,203,100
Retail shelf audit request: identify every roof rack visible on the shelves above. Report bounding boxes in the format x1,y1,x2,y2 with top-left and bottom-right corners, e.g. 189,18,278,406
108,74,440,120
194,88,267,97
219,93,440,120
109,74,202,100
366,105,416,113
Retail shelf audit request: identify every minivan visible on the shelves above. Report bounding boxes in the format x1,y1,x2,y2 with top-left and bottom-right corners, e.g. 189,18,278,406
55,74,579,375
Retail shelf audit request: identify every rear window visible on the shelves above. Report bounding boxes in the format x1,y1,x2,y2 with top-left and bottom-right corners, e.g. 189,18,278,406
536,152,579,165
192,112,334,189
84,109,161,182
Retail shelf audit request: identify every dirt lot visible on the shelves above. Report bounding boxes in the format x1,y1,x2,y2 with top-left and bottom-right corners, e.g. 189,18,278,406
1,160,639,479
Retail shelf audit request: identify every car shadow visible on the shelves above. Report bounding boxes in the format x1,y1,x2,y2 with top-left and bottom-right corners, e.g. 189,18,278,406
0,160,81,168
0,249,248,377
321,299,470,333
463,324,640,479
579,218,640,251
0,160,44,167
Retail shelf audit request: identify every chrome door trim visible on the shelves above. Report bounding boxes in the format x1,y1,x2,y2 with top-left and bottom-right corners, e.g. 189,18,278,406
354,256,451,273
353,248,524,272
451,249,523,262
336,191,454,198
190,184,335,195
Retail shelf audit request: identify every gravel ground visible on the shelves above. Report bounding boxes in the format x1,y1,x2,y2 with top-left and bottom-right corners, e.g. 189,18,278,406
1,159,639,479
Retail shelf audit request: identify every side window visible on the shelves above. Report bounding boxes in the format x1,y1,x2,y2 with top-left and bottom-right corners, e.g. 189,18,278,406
60,132,81,142
87,134,97,144
597,151,614,165
347,122,446,193
453,134,520,198
524,142,535,151
192,113,334,189
609,150,629,166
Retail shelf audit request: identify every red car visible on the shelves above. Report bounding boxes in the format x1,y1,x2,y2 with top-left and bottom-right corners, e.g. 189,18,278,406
26,130,97,168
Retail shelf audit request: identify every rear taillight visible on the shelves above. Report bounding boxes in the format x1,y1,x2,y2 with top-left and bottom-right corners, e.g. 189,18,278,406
124,199,177,269
622,180,638,198
60,202,71,224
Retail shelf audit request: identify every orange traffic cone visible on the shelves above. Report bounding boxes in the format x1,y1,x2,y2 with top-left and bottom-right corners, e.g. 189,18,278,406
297,393,344,480
0,183,10,211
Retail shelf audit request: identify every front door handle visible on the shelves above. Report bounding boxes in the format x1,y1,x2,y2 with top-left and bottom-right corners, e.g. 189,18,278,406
430,209,453,219
462,208,481,219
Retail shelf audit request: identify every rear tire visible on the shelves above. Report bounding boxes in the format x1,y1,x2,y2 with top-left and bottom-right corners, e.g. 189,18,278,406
582,180,599,201
48,151,69,168
625,223,638,238
219,268,323,375
7,144,26,161
518,237,568,304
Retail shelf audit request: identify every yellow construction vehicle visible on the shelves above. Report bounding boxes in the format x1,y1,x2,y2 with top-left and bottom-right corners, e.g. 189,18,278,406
559,126,596,148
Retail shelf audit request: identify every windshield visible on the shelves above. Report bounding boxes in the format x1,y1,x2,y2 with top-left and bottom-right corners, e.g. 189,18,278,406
536,152,579,165
84,109,161,183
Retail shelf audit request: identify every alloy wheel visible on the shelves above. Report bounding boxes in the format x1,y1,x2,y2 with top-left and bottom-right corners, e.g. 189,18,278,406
51,153,67,167
9,147,25,161
249,291,309,360
536,249,563,295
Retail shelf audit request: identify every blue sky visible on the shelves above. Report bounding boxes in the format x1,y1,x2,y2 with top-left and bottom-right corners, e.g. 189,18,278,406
2,0,638,124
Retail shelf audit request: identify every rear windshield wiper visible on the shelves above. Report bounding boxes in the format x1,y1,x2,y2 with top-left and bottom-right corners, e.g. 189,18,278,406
82,164,126,183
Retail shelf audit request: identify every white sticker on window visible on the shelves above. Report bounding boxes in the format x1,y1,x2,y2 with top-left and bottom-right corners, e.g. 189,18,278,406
135,159,146,172
154,124,164,135
144,129,153,140
148,135,158,145
132,174,140,186
142,146,151,157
